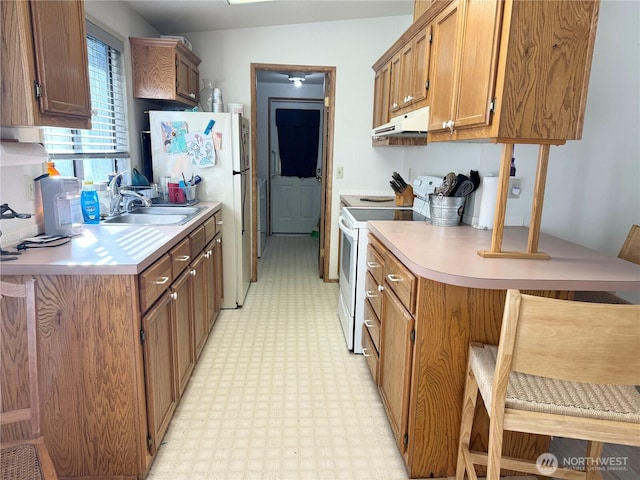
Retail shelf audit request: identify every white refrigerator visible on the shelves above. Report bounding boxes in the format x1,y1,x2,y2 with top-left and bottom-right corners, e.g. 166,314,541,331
148,110,252,309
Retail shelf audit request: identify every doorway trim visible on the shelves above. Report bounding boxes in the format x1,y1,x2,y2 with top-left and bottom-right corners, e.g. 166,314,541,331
250,63,336,281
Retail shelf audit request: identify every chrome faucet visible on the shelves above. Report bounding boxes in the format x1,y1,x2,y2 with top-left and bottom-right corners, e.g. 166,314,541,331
108,172,152,216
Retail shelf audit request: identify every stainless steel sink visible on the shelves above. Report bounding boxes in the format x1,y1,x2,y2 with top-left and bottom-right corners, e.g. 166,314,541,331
129,206,202,216
101,205,205,225
102,214,189,225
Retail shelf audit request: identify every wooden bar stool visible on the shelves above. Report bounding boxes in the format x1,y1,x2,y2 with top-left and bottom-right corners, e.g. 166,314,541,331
1,279,58,479
456,290,640,480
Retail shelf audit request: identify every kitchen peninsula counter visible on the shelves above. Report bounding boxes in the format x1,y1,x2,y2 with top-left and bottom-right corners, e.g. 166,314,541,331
1,201,221,276
368,221,640,292
365,221,638,479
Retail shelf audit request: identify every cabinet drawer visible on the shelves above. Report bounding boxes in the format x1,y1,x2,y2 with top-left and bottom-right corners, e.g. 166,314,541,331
385,252,417,314
367,244,385,286
170,237,192,277
139,254,172,312
204,215,215,244
365,271,382,319
362,324,379,384
363,299,381,353
190,224,206,258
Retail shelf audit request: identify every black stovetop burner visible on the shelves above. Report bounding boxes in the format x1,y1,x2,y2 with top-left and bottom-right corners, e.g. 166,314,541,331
347,207,427,222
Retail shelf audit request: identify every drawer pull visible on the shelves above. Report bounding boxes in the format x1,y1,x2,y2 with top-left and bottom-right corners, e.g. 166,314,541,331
170,292,178,300
217,220,224,225
377,284,384,292
217,238,221,244
154,276,170,285
387,274,403,282
364,320,374,328
205,250,212,258
367,261,379,268
190,269,197,276
176,255,190,262
362,348,371,358
365,291,378,299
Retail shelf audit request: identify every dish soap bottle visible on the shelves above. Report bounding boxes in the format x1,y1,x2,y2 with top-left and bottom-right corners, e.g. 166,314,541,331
47,161,60,176
81,181,100,224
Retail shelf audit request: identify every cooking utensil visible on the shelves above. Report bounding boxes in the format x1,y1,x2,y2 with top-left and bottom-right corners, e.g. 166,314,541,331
389,180,402,194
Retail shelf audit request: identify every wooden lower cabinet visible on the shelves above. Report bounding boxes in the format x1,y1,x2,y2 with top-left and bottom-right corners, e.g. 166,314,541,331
0,208,224,479
142,291,177,457
370,234,568,478
378,286,414,454
173,269,194,396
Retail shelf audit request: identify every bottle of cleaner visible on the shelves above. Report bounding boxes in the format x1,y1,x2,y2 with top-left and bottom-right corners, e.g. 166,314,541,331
81,181,100,224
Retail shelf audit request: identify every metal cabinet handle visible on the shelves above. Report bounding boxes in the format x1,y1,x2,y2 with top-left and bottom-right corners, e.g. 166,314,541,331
189,93,196,99
378,284,385,292
170,292,178,300
387,274,403,282
154,276,170,285
216,238,221,244
217,220,224,225
205,250,212,258
362,348,371,358
364,320,374,328
177,255,190,262
367,261,379,269
190,269,197,276
365,291,378,298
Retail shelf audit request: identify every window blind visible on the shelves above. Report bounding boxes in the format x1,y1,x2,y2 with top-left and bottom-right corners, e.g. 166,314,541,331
43,22,129,160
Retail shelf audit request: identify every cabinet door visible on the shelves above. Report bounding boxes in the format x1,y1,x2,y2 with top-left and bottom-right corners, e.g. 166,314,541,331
172,270,194,396
389,52,402,114
408,25,431,107
398,41,414,109
452,0,502,129
427,1,459,131
213,236,224,321
191,252,208,359
30,0,91,120
372,61,392,129
176,53,197,103
379,285,415,454
141,292,177,456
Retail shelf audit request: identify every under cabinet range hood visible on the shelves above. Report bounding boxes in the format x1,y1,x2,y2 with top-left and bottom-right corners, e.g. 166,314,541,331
372,106,430,138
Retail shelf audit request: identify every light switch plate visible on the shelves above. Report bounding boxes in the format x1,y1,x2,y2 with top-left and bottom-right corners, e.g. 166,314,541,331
24,175,34,201
336,166,344,179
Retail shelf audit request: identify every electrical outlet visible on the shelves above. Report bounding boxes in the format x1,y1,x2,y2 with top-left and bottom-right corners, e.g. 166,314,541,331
24,175,34,201
336,166,344,179
508,177,523,198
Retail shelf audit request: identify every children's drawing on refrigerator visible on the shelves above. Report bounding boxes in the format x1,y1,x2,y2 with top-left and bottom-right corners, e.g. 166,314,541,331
161,121,188,153
186,131,215,167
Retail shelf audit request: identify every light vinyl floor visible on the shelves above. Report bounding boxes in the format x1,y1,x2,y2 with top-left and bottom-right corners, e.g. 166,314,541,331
147,235,408,480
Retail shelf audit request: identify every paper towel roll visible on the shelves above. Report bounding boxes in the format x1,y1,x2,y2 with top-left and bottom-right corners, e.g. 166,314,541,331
476,176,499,229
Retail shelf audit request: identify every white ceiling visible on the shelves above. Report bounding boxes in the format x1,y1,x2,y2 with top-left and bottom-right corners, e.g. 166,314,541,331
122,0,413,34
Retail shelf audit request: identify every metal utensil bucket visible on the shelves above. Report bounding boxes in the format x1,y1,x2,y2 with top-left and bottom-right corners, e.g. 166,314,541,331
428,194,466,226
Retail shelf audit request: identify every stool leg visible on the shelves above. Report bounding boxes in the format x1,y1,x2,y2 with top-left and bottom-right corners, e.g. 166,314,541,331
456,362,480,480
585,441,604,480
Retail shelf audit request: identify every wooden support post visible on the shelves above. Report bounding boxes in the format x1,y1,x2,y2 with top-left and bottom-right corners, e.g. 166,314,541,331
478,143,551,260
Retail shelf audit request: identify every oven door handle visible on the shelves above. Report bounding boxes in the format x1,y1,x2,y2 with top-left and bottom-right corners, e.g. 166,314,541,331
337,214,356,240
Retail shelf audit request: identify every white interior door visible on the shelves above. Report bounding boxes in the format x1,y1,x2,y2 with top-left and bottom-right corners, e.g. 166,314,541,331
270,100,323,234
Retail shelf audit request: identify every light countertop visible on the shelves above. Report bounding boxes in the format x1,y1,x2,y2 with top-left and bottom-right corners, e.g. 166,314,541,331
1,202,221,276
368,221,640,292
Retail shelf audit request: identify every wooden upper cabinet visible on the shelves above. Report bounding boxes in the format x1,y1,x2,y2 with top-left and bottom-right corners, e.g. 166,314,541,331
414,0,434,22
1,0,91,128
389,52,402,114
130,36,201,108
428,0,599,143
427,1,460,132
397,25,432,113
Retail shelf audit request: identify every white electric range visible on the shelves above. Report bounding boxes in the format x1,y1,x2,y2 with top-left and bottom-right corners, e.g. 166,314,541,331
337,175,441,353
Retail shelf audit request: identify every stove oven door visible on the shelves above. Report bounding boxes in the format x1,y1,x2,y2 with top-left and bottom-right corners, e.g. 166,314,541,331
337,214,358,350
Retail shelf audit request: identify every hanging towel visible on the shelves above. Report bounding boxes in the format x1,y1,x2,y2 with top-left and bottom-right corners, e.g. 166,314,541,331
275,109,320,178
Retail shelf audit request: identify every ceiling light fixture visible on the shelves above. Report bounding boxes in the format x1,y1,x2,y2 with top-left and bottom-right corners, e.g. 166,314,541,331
288,72,306,88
